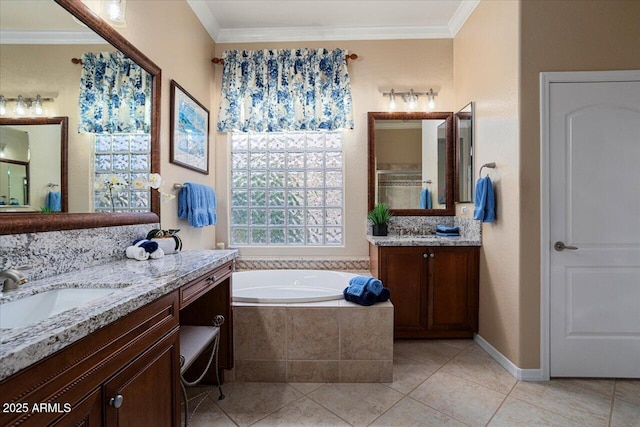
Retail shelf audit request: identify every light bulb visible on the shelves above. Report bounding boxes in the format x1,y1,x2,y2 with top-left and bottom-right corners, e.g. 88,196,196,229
0,96,6,116
428,96,435,109
14,95,25,115
388,90,397,111
33,95,44,115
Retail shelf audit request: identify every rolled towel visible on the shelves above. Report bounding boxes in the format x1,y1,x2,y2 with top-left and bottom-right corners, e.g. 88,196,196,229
149,247,165,259
133,239,159,254
343,287,376,306
376,287,391,303
436,225,459,234
347,276,383,297
126,246,149,261
151,238,178,255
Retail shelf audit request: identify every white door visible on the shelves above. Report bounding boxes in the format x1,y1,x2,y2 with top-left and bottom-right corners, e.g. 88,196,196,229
547,72,640,377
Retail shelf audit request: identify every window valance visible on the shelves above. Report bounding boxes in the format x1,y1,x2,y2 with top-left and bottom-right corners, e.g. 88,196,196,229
217,48,354,132
78,51,151,134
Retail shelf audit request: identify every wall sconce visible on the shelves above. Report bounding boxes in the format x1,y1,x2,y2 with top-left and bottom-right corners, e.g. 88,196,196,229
0,94,53,116
382,88,439,111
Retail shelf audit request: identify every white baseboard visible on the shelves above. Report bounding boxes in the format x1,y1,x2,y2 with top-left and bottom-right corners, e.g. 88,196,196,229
474,334,545,381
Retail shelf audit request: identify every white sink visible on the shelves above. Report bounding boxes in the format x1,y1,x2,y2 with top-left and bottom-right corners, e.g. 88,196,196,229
0,288,117,329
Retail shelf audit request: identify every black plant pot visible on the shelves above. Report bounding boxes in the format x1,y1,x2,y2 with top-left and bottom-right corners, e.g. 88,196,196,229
372,224,388,236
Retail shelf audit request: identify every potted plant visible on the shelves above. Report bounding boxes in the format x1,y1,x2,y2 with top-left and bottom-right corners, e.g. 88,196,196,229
368,203,392,236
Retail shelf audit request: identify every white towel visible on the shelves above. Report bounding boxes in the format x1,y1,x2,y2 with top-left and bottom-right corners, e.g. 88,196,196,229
149,247,165,259
126,246,149,261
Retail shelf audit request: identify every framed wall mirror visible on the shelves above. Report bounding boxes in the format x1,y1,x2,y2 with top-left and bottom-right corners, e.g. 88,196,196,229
0,117,68,212
0,0,160,234
368,112,454,216
456,102,474,203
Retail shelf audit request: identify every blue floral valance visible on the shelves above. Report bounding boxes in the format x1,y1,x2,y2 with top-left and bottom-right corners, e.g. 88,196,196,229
78,51,151,134
217,48,354,132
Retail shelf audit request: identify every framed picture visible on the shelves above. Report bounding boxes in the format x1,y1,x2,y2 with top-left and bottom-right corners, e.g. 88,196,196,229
170,80,210,174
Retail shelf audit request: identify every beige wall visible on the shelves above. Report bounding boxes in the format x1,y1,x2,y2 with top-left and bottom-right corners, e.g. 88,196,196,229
454,1,521,365
214,39,454,256
518,0,640,368
115,0,217,250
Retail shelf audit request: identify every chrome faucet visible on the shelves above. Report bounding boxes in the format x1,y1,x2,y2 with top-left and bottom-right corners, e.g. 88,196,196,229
0,268,28,292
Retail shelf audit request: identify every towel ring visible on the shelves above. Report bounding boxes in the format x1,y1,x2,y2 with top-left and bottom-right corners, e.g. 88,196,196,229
479,162,496,178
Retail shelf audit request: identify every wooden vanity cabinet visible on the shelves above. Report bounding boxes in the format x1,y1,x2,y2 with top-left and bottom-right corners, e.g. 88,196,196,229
370,244,479,339
0,291,181,427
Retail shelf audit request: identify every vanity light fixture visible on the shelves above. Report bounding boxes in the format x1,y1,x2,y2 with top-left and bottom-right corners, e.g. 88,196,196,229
0,94,53,116
382,88,439,111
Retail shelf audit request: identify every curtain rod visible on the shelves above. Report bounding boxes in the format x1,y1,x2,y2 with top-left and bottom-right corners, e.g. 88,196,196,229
211,53,358,65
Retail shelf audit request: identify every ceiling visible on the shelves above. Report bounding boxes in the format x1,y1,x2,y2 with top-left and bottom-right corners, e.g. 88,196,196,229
187,0,480,43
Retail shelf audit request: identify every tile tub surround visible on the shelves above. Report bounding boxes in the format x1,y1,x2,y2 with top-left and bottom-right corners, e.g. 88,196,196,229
0,249,238,380
0,223,159,281
235,256,369,272
232,301,394,383
367,216,482,246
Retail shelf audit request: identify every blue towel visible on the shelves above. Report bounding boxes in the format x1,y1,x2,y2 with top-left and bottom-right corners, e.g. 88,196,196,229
343,287,377,306
347,276,383,297
436,231,459,237
419,188,432,209
473,177,496,223
436,225,459,234
46,191,61,212
178,182,217,228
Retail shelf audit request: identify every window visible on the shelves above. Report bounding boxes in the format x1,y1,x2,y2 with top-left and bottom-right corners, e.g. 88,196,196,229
230,132,344,246
93,133,151,212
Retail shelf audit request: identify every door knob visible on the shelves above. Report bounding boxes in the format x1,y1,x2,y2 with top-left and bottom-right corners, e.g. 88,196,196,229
554,241,578,251
109,394,124,409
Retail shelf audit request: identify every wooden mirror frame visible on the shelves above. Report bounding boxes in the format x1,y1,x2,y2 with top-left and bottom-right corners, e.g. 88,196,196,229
0,0,161,235
0,117,69,212
455,102,474,203
367,112,455,216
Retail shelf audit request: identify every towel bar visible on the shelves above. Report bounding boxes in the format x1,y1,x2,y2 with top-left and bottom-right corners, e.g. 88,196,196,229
479,162,496,177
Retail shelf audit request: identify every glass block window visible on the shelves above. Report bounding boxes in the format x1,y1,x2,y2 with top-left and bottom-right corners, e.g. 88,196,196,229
230,132,344,246
93,133,151,212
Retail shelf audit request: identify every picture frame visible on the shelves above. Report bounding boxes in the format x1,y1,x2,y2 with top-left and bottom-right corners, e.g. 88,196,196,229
170,80,210,174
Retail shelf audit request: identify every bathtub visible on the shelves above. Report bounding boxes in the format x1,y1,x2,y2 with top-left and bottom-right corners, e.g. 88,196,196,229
232,269,357,304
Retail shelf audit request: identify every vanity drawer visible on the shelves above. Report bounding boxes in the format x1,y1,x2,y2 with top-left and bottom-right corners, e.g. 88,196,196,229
180,261,233,309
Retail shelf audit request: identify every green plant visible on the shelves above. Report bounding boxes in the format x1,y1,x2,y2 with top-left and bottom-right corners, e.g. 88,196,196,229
367,203,392,225
39,206,55,214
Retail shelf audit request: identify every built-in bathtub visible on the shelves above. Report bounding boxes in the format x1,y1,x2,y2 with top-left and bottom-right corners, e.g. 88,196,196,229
233,269,357,303
230,269,394,383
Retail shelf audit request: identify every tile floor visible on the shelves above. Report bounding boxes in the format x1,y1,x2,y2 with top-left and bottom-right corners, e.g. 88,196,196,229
182,340,640,427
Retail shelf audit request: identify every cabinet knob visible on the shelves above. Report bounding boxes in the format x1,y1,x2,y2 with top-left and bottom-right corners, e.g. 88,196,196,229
423,253,428,259
206,275,217,282
109,394,124,409
430,253,435,258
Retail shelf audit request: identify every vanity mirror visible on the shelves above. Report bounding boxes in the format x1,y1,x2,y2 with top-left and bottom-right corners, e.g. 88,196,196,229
368,112,454,216
0,117,68,212
0,0,160,235
456,102,474,202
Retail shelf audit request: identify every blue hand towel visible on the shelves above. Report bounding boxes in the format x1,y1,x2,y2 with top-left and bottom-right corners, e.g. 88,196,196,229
436,231,459,237
46,191,61,212
347,276,383,297
436,225,459,234
178,182,217,228
473,177,496,223
419,188,432,209
343,287,377,306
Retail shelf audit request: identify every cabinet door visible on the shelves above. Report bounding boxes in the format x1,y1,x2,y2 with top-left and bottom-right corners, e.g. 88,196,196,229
51,388,102,427
378,246,428,336
427,247,479,335
103,328,180,427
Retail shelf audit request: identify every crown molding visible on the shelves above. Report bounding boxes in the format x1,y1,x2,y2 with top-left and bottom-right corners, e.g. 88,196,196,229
215,25,453,43
448,0,480,36
186,0,221,42
0,30,106,44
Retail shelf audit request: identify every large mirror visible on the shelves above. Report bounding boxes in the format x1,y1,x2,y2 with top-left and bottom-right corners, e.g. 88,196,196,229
368,112,454,216
456,102,474,202
0,117,68,212
0,0,160,234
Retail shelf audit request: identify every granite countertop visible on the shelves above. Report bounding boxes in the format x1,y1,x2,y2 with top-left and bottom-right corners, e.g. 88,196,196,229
367,234,482,247
0,249,238,381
